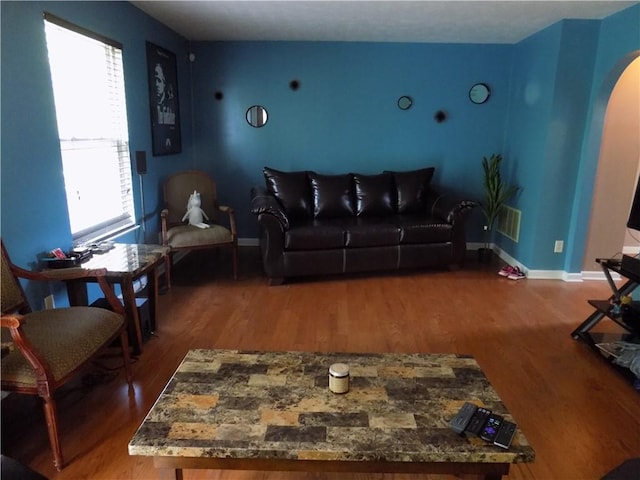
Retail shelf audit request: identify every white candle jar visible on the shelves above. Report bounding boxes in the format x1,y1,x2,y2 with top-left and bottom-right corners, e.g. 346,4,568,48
329,363,350,394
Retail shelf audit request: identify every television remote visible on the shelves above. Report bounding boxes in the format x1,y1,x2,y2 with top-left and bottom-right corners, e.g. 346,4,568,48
449,402,478,434
494,420,517,449
465,407,491,436
479,414,503,442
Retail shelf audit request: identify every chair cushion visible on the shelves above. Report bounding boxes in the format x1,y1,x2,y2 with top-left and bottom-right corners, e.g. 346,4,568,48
1,307,123,389
263,167,312,219
353,173,395,217
309,172,355,218
166,224,232,248
386,167,435,213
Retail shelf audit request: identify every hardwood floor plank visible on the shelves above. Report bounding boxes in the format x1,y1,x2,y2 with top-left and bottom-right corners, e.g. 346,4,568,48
2,248,638,479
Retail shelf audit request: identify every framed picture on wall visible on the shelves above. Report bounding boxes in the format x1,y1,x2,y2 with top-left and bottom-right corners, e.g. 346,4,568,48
146,41,181,156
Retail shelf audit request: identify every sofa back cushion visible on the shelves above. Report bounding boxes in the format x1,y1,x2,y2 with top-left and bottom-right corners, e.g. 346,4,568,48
309,172,355,218
386,167,435,213
353,173,395,216
263,167,312,219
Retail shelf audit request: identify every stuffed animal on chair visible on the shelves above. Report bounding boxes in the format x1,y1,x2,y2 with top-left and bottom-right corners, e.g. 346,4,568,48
182,190,210,229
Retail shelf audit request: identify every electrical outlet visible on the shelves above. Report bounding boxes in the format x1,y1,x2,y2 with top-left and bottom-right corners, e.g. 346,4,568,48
44,295,55,310
554,240,564,253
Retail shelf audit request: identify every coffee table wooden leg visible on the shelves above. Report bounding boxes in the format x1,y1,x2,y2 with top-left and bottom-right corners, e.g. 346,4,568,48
158,468,182,480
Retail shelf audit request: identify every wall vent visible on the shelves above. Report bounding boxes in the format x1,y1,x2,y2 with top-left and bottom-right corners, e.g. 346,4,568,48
497,205,521,243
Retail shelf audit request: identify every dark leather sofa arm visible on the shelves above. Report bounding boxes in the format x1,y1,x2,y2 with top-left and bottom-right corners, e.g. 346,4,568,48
425,189,477,224
250,186,290,230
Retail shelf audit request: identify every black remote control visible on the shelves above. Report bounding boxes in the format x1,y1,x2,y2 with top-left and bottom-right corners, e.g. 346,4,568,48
479,414,503,442
449,402,478,434
494,419,517,449
465,407,491,436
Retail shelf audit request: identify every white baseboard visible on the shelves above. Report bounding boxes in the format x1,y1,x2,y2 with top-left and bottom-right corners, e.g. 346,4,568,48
477,244,613,282
239,237,259,247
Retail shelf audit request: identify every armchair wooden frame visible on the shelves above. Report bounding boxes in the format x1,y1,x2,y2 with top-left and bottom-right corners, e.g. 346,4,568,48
160,170,238,283
1,241,133,471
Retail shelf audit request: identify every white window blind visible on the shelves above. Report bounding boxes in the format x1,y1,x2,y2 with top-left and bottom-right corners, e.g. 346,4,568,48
44,14,134,244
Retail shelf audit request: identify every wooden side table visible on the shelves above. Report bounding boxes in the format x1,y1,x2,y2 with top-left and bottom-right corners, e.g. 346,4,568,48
65,243,169,355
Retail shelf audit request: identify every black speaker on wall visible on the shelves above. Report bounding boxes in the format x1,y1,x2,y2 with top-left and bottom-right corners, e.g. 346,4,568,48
135,151,147,175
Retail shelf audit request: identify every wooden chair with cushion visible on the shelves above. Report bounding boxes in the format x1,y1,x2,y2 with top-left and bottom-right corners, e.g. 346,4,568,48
161,170,238,281
0,240,133,471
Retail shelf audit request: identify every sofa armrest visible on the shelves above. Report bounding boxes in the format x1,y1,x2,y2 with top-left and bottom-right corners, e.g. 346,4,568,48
250,186,290,230
425,189,477,224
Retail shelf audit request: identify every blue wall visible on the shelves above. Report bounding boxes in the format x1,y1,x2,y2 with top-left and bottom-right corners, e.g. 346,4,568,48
190,41,512,238
1,2,639,308
1,1,192,306
503,20,601,270
566,4,640,273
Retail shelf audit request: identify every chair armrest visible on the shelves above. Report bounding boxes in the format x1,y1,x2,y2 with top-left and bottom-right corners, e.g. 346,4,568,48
19,264,106,282
13,265,125,316
425,189,477,224
1,312,54,382
160,209,169,245
1,313,24,329
250,186,290,230
217,205,237,239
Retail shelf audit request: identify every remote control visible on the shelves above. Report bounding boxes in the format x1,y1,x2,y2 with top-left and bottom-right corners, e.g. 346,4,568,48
479,414,503,442
494,419,517,449
465,407,491,436
449,402,478,434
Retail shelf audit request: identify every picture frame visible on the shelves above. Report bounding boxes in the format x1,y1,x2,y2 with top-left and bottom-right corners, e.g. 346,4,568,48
146,41,181,156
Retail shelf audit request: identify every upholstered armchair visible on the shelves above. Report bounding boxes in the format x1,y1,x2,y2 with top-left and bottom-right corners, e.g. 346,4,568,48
0,240,133,470
160,170,238,281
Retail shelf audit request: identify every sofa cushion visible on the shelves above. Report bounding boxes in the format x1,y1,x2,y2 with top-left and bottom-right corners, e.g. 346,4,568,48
395,214,452,244
341,217,400,247
386,167,435,213
264,167,312,219
309,172,355,218
353,173,395,217
284,219,345,250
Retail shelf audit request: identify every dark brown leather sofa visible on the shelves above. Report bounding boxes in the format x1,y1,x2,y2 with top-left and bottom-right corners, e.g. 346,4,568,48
250,166,477,284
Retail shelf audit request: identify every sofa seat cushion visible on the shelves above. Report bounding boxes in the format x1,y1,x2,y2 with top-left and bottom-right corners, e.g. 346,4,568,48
285,220,345,250
396,214,452,244
341,217,400,247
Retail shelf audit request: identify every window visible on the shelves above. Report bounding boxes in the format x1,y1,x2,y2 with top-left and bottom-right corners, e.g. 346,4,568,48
44,14,134,244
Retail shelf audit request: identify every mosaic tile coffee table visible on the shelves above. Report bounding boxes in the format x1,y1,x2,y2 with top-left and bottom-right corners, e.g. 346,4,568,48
129,349,534,479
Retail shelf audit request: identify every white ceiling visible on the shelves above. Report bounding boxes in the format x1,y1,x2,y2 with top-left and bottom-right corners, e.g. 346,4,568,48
131,1,636,44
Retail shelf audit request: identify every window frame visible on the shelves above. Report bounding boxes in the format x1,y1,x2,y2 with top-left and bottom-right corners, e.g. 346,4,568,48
44,13,136,245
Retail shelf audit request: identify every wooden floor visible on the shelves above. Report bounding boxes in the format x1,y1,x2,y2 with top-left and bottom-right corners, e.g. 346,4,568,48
2,247,639,480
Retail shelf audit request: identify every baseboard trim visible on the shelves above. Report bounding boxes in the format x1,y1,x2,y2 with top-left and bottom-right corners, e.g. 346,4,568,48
239,237,259,247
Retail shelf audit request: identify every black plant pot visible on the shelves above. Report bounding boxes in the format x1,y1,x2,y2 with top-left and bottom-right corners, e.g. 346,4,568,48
477,247,493,264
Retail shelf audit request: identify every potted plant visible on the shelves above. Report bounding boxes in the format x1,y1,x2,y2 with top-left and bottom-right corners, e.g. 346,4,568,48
479,153,520,262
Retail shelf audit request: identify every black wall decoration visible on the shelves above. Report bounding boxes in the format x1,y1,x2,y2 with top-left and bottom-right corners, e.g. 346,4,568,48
146,42,182,156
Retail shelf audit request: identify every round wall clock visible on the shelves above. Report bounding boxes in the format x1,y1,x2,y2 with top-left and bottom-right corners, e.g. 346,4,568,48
469,83,491,104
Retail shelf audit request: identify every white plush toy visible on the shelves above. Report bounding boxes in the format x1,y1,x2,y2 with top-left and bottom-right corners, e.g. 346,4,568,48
182,190,210,229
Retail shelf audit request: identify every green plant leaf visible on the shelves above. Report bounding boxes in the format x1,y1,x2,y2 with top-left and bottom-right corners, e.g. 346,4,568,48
480,153,519,231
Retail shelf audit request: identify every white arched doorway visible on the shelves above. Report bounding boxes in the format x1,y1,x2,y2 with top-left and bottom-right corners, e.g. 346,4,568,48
582,56,640,272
